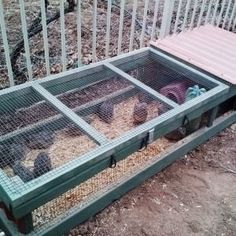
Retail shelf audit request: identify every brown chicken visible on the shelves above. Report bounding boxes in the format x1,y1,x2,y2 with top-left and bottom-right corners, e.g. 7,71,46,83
98,101,114,124
133,102,148,125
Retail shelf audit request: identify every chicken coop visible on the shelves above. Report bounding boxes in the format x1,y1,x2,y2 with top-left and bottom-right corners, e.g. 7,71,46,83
0,37,236,234
0,0,236,235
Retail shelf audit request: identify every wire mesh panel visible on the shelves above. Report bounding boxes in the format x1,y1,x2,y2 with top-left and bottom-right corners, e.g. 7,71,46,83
0,89,97,193
114,54,216,106
31,137,173,232
44,69,172,140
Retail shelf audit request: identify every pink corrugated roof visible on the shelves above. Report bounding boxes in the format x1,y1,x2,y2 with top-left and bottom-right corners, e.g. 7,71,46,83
151,25,236,85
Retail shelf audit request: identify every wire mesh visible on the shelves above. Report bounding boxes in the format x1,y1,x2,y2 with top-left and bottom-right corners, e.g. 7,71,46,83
0,90,97,193
48,69,172,140
115,54,214,106
32,137,173,231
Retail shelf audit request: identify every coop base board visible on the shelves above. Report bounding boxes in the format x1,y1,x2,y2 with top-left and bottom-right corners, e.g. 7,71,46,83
0,111,235,236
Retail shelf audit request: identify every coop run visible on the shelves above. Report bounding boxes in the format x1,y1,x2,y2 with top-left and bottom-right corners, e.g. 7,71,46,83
0,47,235,235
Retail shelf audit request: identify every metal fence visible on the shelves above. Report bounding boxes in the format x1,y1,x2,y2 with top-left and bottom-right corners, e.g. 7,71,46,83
0,0,235,89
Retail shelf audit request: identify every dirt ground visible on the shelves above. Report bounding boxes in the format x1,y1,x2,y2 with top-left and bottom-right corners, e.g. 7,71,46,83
69,124,236,236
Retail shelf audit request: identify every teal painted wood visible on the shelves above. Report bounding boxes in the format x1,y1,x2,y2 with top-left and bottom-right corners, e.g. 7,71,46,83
32,84,109,145
30,111,236,236
0,48,149,114
10,83,229,217
42,57,148,97
7,84,228,210
149,48,225,89
207,106,219,127
0,209,20,236
104,62,179,108
39,48,149,90
0,85,41,114
0,47,231,218
2,110,235,236
149,46,236,88
12,138,147,218
0,86,136,144
0,170,17,207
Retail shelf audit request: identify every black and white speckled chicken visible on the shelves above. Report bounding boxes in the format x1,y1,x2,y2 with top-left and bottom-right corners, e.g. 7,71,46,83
12,162,34,183
33,152,52,178
133,102,148,125
98,101,114,124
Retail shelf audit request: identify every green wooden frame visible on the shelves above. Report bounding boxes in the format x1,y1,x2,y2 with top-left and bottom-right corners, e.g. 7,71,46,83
0,47,233,234
0,110,235,236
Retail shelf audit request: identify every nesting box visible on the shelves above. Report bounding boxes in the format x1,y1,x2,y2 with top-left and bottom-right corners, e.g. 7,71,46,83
0,47,234,235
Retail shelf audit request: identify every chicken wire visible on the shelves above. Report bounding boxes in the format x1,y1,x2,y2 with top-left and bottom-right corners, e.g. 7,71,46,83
47,71,172,140
0,90,97,193
32,137,173,232
115,55,215,106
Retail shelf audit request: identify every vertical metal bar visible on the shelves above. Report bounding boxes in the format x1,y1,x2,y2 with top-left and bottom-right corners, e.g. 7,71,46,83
216,0,227,27
0,0,14,86
227,1,236,30
211,0,220,25
181,0,191,31
174,0,183,34
151,0,160,40
19,0,33,80
77,0,82,66
60,0,66,71
118,0,125,55
92,0,97,61
105,0,112,58
205,0,214,24
129,0,138,51
222,0,232,28
160,0,175,38
190,0,199,29
140,0,149,48
197,0,207,28
40,0,50,76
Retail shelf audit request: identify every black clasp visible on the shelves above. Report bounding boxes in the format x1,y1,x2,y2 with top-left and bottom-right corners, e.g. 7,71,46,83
182,115,189,126
139,132,150,152
109,155,117,168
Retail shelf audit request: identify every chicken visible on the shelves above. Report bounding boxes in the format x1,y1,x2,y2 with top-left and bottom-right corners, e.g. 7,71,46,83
138,92,153,104
33,152,52,178
12,162,34,183
133,102,148,125
98,101,114,124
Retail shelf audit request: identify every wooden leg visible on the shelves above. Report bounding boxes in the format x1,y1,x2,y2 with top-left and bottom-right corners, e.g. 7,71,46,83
0,203,33,234
207,106,219,127
15,213,33,234
233,96,236,110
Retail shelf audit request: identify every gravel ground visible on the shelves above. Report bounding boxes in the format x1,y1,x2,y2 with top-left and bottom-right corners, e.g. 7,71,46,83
69,124,236,236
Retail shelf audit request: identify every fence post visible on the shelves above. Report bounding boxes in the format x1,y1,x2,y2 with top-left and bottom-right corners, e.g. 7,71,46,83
0,0,14,87
160,0,175,39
